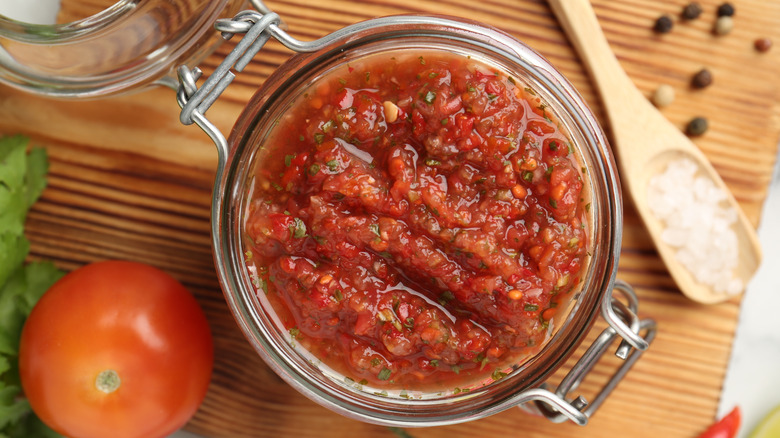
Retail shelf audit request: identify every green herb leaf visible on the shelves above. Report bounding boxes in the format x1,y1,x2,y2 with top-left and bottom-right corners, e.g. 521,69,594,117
545,165,554,181
491,369,508,381
438,290,455,306
0,136,64,437
378,367,392,380
524,304,539,312
290,218,307,239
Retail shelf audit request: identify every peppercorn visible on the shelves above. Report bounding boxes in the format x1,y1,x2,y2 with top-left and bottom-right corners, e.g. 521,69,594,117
682,2,703,20
755,38,773,53
653,15,673,34
652,84,675,108
714,16,733,35
691,69,713,89
686,117,708,136
717,2,735,17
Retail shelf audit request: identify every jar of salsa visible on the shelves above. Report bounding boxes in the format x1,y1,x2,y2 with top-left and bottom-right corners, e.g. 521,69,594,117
177,4,656,428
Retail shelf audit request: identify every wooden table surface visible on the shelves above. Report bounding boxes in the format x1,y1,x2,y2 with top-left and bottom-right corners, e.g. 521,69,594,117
2,0,779,437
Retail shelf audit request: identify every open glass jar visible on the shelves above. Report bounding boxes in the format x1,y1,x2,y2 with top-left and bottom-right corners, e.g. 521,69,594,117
176,6,656,427
0,0,245,97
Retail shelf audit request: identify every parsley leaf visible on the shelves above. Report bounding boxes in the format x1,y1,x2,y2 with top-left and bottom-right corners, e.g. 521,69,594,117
377,367,392,381
0,136,64,437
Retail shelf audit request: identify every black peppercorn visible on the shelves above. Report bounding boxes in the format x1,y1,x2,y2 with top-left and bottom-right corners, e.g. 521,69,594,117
686,117,709,136
691,69,713,89
717,2,735,17
682,2,703,20
653,15,673,33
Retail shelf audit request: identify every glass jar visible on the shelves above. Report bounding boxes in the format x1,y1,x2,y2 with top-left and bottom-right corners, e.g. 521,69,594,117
0,0,245,98
176,7,656,427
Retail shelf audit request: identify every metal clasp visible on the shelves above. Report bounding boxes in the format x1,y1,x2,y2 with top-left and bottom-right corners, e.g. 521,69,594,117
176,0,348,156
176,7,282,156
527,280,657,425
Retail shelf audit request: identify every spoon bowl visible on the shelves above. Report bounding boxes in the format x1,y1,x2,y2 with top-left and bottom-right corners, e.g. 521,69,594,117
548,0,762,304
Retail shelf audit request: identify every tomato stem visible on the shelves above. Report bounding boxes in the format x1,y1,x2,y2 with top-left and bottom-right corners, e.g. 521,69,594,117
95,369,121,394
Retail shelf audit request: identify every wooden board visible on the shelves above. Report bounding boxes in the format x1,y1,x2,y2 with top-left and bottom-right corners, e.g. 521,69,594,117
2,0,779,436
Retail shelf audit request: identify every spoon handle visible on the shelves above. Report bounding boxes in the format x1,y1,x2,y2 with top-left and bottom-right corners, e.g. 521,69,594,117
547,0,666,165
548,0,632,92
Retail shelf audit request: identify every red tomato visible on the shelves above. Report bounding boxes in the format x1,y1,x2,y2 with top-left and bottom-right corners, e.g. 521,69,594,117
699,406,741,438
19,261,214,438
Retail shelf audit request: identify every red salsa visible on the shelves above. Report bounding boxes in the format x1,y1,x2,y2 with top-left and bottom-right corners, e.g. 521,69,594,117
244,50,589,391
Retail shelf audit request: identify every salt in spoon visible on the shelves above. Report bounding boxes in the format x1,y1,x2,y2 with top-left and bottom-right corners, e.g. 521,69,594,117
547,0,762,304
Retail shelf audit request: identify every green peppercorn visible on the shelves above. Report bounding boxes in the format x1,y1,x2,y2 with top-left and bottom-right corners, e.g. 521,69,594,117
653,15,673,33
686,117,708,136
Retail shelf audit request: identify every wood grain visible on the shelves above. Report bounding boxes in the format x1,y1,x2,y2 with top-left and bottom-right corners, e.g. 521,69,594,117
2,0,779,437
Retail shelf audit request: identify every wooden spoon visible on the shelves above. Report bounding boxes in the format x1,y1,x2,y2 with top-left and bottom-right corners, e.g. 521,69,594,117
548,0,762,304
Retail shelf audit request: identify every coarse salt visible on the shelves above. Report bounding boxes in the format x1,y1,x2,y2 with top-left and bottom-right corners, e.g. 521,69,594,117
646,158,743,295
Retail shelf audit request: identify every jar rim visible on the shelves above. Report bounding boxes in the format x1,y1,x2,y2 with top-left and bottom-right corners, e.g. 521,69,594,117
0,0,136,42
213,14,622,427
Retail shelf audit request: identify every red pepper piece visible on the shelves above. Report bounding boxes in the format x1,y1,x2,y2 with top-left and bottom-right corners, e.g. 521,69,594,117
698,406,741,438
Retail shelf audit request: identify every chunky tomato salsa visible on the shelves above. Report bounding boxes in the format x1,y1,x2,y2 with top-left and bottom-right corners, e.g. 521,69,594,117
244,50,589,391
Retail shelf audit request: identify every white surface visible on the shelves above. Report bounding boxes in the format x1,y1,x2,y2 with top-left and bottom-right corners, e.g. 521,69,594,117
0,0,60,24
720,151,780,437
